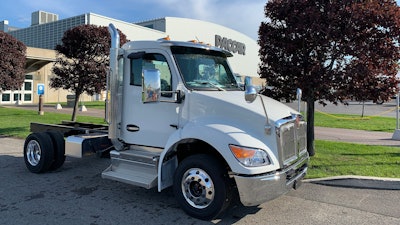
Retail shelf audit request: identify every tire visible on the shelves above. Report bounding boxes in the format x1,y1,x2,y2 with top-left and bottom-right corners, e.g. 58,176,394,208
23,132,55,173
173,154,233,220
46,131,66,171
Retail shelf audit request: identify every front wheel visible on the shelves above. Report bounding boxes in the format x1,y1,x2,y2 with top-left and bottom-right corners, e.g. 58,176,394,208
173,154,233,220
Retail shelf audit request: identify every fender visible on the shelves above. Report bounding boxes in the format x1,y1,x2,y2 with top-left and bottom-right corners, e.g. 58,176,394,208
157,120,280,191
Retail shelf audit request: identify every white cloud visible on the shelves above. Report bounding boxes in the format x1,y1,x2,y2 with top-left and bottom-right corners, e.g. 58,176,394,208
3,0,266,40
144,0,266,40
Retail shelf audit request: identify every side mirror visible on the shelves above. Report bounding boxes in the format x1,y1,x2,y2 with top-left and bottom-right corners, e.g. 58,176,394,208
245,86,257,103
244,76,252,89
244,76,257,103
142,69,161,103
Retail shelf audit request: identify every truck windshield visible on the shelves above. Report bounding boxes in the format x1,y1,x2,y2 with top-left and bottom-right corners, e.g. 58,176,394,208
171,46,240,91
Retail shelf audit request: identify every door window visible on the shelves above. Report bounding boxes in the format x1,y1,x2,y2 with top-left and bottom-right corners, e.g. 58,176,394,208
130,53,172,97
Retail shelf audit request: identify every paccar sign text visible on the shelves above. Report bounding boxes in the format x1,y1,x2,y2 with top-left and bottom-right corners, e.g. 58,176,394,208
215,35,246,55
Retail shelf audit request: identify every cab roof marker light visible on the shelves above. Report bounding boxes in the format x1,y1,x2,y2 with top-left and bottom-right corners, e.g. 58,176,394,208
157,35,171,41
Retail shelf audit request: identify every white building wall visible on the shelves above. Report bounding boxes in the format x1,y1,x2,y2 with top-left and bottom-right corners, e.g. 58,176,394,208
163,17,260,77
90,15,261,78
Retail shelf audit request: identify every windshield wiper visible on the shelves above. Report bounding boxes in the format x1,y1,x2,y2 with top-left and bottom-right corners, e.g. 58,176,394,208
194,80,226,91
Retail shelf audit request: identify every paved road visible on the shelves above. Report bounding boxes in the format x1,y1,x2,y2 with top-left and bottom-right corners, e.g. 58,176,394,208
286,99,400,118
1,137,399,225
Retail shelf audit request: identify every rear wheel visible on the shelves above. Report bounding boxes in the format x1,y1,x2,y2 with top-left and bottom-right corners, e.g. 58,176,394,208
46,131,65,171
23,132,54,173
173,154,233,220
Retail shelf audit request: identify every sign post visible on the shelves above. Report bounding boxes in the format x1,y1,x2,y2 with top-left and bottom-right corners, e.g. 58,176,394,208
37,83,45,115
297,88,302,112
392,93,400,140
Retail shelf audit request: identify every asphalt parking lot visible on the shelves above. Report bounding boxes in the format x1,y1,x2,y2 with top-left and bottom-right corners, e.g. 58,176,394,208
0,137,399,225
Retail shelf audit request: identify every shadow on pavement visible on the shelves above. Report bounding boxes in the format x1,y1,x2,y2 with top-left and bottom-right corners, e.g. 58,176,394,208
308,177,400,190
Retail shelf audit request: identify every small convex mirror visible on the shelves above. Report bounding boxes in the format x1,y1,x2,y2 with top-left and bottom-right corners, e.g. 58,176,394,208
142,69,161,103
245,86,257,103
244,76,257,103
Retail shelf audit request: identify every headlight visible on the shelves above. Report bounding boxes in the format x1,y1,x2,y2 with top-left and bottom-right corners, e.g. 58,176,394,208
229,144,271,167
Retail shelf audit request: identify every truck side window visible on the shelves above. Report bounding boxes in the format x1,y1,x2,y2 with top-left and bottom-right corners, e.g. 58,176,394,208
130,53,172,97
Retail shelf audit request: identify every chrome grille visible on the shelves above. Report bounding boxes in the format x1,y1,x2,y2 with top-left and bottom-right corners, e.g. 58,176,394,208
297,121,307,154
280,123,296,162
276,115,307,166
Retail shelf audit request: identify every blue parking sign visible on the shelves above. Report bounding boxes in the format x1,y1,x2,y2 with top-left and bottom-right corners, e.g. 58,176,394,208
37,83,45,95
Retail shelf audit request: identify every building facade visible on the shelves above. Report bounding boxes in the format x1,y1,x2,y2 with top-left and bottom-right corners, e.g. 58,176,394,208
1,11,263,104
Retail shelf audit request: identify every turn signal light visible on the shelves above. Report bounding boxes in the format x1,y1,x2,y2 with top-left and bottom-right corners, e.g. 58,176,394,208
229,144,271,167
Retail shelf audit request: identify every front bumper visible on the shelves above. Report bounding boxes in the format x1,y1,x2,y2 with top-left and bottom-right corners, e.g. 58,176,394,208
233,152,309,206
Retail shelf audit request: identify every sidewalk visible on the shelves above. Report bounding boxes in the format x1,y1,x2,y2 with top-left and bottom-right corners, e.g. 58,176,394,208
315,127,400,147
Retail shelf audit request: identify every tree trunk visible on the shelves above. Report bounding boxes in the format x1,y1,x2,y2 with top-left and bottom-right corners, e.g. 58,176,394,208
306,98,315,156
71,93,81,121
361,101,365,118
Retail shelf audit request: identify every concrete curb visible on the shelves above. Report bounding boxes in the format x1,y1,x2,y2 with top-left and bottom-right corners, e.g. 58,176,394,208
304,175,400,190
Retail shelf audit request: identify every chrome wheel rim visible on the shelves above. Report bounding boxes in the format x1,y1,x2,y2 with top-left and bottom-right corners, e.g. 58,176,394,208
181,168,215,209
26,140,41,166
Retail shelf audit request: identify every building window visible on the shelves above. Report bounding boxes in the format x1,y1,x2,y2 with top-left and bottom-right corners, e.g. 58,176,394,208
14,93,21,101
24,82,32,91
2,94,10,101
24,94,32,101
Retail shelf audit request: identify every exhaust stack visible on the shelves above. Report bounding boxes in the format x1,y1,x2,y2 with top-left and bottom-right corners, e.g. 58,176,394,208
107,23,123,150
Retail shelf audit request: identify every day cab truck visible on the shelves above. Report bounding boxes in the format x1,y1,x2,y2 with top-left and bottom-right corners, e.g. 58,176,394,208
23,23,309,220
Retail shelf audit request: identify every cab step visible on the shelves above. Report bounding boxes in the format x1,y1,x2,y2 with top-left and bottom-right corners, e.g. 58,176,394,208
101,149,160,189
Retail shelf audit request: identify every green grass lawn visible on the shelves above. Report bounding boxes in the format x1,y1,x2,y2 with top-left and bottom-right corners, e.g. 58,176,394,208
0,106,105,139
309,140,400,179
315,111,397,132
306,112,399,178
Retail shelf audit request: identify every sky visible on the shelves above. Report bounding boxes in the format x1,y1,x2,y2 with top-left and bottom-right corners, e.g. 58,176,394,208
2,0,400,41
0,0,267,40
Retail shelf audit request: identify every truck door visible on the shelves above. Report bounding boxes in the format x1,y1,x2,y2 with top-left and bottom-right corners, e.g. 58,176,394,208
120,50,180,148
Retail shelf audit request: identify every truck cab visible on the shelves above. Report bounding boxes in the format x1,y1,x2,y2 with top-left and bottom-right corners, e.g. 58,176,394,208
23,24,309,220
103,24,309,219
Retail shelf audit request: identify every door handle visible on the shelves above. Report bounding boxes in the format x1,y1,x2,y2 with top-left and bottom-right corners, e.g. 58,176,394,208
126,124,140,132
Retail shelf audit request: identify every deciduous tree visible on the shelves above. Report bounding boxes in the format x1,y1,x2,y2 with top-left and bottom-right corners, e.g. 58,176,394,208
259,0,400,156
50,25,127,121
0,31,26,92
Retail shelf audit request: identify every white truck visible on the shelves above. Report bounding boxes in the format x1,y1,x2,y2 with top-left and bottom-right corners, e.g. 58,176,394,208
23,24,309,220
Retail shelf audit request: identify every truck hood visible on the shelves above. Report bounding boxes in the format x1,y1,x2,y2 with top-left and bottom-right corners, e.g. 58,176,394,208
183,91,299,126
